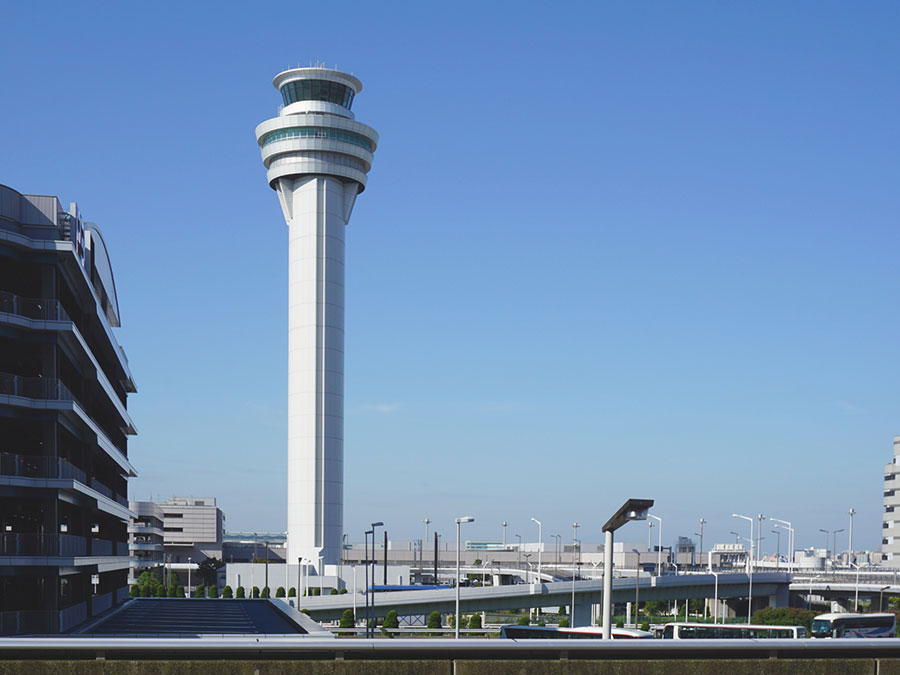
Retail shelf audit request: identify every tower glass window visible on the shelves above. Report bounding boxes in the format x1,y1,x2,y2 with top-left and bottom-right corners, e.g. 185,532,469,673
280,80,355,109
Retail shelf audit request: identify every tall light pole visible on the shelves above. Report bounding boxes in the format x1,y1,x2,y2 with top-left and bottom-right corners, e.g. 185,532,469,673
423,518,431,547
707,555,720,624
648,514,662,575
530,518,542,584
848,508,856,563
572,522,581,565
755,514,765,565
551,534,561,569
647,520,654,552
733,513,754,623
770,518,794,574
571,522,580,626
632,549,641,627
455,516,475,638
368,521,383,638
697,518,707,563
771,531,781,570
515,534,522,567
601,498,654,639
501,521,508,549
187,557,192,598
850,562,865,611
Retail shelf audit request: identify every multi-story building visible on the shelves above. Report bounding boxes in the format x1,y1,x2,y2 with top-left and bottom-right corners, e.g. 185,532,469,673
130,497,224,566
0,185,137,634
882,436,900,564
128,501,164,577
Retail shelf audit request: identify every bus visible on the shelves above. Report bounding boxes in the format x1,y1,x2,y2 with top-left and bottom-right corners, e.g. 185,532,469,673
661,623,806,639
500,625,653,639
810,613,896,639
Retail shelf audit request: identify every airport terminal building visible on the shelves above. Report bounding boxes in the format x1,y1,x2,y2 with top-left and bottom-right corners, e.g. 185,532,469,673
0,185,137,634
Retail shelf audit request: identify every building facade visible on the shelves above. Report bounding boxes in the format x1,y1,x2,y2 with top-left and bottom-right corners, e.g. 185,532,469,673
0,185,137,634
129,496,224,570
255,67,379,565
128,501,164,577
882,436,900,564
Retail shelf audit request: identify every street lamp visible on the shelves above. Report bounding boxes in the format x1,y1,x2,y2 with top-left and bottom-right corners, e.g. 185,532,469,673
755,515,765,565
733,513,754,624
770,518,794,574
571,522,580,626
551,534,561,569
850,561,866,611
771,530,781,570
648,514,662,575
707,556,719,624
367,521,384,638
697,518,707,562
501,521,508,549
632,549,641,627
187,557,192,598
880,585,891,611
455,516,474,638
515,534,522,566
423,518,431,546
848,508,856,563
647,520,654,552
530,518,542,584
601,498,654,639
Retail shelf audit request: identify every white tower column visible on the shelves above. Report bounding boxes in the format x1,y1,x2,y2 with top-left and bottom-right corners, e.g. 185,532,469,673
256,67,378,565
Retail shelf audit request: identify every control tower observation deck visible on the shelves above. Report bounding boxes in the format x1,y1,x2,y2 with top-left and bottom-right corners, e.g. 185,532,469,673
255,67,379,566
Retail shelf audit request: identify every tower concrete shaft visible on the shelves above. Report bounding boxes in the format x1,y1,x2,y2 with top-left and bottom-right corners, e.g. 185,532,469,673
256,67,378,565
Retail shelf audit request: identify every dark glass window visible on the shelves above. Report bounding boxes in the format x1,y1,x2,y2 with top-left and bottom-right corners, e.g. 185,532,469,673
280,80,355,109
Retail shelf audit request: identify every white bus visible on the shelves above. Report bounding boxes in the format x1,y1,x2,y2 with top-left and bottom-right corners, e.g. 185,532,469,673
662,622,806,639
810,613,896,639
500,625,653,639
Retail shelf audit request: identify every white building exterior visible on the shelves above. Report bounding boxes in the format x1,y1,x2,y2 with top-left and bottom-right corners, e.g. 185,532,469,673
255,68,378,566
882,436,900,564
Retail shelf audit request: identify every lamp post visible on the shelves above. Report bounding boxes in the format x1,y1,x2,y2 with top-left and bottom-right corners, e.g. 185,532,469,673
648,514,662,575
551,534,561,570
770,518,794,574
423,518,431,547
648,520,654,551
771,530,781,570
880,585,891,611
367,521,384,638
530,518,542,584
364,529,372,635
755,514,765,565
501,521,508,549
632,549,641,627
455,516,474,639
733,513,754,624
515,534,522,567
187,557,192,598
697,518,707,563
850,562,865,611
707,556,719,624
848,508,856,563
571,522,580,626
601,498,654,639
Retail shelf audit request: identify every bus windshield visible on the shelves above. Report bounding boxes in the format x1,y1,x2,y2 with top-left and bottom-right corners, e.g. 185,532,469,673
811,619,832,638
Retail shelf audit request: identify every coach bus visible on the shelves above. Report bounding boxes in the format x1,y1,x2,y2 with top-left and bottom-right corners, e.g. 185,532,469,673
500,625,653,639
661,623,806,639
811,613,896,638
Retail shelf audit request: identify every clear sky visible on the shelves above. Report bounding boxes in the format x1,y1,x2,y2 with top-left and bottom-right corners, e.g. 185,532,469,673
1,2,898,555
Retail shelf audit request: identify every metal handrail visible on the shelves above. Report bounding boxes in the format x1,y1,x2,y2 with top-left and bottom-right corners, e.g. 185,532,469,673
0,290,70,322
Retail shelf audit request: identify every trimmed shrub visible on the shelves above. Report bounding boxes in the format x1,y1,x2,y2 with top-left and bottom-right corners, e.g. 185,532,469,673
751,607,817,632
194,584,205,598
559,606,567,616
447,614,456,628
427,611,442,629
616,620,625,628
140,585,152,597
640,622,650,632
236,586,245,598
129,585,139,598
313,587,321,596
517,615,530,626
276,586,286,598
207,585,218,598
330,588,338,595
468,614,482,629
383,609,400,635
167,585,177,598
537,620,546,627
301,608,311,615
339,608,355,628
251,586,260,599
558,617,569,628
222,585,233,598
261,586,270,598
176,585,184,598
288,587,296,598
339,588,348,594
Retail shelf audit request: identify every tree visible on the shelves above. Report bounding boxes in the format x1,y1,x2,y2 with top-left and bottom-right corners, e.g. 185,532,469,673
751,607,818,632
339,588,348,595
330,588,338,595
383,609,400,636
288,587,296,597
261,586,271,598
427,612,442,629
339,609,355,629
167,584,177,598
222,585,233,598
195,584,205,598
276,586,286,598
197,557,225,587
640,622,651,632
252,586,260,598
140,585,152,597
616,620,625,628
558,617,569,628
208,585,218,598
176,585,185,598
473,558,482,566
129,585,139,598
517,616,530,626
236,586,246,598
447,614,456,628
558,606,567,616
468,614,482,629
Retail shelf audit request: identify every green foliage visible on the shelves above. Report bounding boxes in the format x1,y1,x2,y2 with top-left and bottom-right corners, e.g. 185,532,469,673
468,614,482,629
288,587,296,597
276,586,286,598
194,584,205,598
301,608,311,615
167,584,177,598
207,585,218,598
616,620,625,628
261,586,270,598
222,585,233,598
383,610,400,631
339,588,348,594
330,588,338,595
197,557,225,586
236,586,245,598
339,608,355,628
251,586,260,598
447,613,456,628
558,606,567,616
643,600,668,616
176,585,184,598
473,558,482,566
129,584,139,597
640,622,651,632
153,584,164,598
133,569,165,598
751,607,818,632
558,617,569,628
427,611,442,629
517,615,530,626
537,620,546,627
313,587,321,596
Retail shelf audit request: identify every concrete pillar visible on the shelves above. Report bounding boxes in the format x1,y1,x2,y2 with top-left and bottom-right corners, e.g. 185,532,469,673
573,601,592,628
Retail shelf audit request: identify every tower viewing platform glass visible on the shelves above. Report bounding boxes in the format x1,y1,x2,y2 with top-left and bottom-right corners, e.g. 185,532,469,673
255,67,379,566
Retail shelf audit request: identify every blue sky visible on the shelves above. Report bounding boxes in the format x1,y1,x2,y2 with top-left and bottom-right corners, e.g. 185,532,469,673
1,2,898,554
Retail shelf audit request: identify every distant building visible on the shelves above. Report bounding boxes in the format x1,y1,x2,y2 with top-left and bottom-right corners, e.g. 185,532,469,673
129,501,164,577
0,185,137,634
882,437,900,564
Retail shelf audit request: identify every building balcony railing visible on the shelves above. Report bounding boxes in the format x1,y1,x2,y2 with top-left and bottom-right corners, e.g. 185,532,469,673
0,610,57,635
0,451,127,506
0,533,87,557
91,538,113,556
0,290,71,323
0,371,74,401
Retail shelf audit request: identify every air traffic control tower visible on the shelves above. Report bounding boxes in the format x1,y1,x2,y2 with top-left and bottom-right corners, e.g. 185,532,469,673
255,67,378,566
